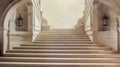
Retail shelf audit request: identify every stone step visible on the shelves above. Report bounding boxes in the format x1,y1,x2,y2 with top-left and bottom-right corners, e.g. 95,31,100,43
0,62,120,67
41,29,83,31
40,31,85,33
20,44,97,46
18,45,108,48
38,35,87,37
0,57,120,63
40,32,86,35
36,38,90,40
37,36,89,38
3,29,119,67
40,31,85,32
38,35,87,38
38,34,87,36
37,36,88,38
17,47,110,50
13,46,110,50
4,53,120,58
35,39,91,41
36,38,89,40
34,40,91,43
6,49,113,53
40,30,85,32
12,47,111,50
33,40,91,43
20,44,102,47
39,33,86,35
33,41,92,44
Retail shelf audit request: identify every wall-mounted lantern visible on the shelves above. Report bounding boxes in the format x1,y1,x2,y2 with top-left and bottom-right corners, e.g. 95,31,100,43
16,15,23,27
102,15,109,26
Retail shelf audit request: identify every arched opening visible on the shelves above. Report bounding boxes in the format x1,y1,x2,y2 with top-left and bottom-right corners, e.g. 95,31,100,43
41,0,85,29
3,0,33,54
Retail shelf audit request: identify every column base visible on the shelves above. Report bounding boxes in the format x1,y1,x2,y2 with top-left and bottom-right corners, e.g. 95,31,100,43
41,25,50,31
75,26,84,31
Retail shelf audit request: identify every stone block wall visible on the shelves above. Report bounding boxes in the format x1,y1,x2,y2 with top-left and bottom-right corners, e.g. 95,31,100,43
93,1,118,50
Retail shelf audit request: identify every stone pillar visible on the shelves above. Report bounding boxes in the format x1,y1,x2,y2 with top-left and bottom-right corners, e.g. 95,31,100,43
0,27,4,56
27,2,33,41
27,4,33,32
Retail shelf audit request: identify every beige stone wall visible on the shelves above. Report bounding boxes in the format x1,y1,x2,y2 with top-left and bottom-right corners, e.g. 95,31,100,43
84,0,119,51
117,17,120,50
15,4,28,31
0,0,41,53
93,2,118,51
98,0,120,16
3,1,33,53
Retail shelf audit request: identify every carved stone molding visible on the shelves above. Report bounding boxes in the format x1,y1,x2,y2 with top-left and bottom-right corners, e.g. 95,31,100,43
93,0,100,5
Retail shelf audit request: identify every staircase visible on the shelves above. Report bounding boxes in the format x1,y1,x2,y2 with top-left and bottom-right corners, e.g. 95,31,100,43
0,29,120,67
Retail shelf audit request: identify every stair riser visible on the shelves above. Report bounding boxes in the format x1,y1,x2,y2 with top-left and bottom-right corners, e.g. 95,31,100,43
40,32,86,33
35,39,91,41
20,45,100,46
37,36,88,37
6,50,113,53
36,38,90,39
20,43,97,45
20,44,96,46
4,54,120,58
3,29,117,66
37,37,89,38
39,32,86,34
11,48,111,51
33,42,92,44
39,34,87,36
13,46,109,48
33,40,91,43
38,34,87,36
20,46,103,48
13,48,110,50
0,64,120,67
38,35,88,38
1,59,120,63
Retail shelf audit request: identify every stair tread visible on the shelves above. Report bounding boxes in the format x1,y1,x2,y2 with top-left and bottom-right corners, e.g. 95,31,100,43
5,53,119,55
36,39,90,40
37,37,89,38
0,62,120,65
3,29,119,66
21,44,97,46
1,57,120,63
7,49,111,51
21,43,97,45
13,46,109,48
38,35,87,36
1,57,120,59
6,49,113,53
33,40,91,43
1,57,120,60
4,53,120,58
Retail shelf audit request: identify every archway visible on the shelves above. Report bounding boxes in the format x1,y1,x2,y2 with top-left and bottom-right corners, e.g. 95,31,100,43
3,0,32,54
